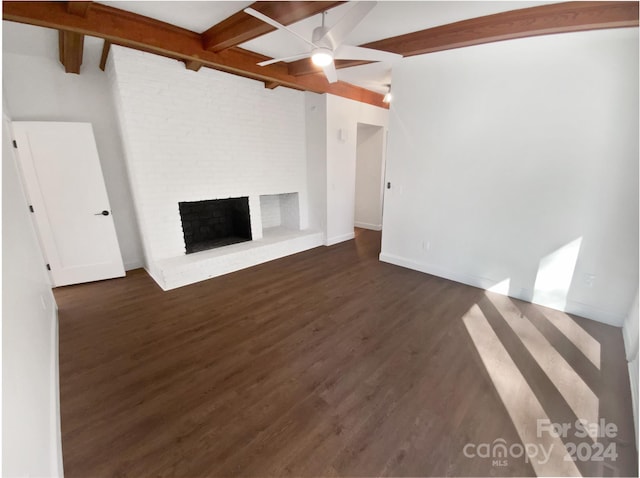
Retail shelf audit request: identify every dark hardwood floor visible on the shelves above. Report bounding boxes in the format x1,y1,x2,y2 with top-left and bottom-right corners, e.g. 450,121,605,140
54,229,637,477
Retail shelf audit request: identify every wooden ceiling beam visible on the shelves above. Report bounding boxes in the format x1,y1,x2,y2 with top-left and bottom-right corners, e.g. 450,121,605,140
184,59,203,72
67,1,91,17
61,0,91,73
3,1,387,108
288,1,640,77
99,40,111,71
58,30,84,74
202,1,344,52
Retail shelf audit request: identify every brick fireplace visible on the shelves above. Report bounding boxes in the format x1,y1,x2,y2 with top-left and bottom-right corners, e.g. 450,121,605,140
108,46,322,290
179,197,252,253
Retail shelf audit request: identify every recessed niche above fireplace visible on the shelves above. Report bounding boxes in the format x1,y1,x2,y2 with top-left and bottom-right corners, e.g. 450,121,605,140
179,197,252,254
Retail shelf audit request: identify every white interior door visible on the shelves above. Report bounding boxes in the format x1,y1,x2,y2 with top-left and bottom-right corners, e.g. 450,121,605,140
11,121,125,287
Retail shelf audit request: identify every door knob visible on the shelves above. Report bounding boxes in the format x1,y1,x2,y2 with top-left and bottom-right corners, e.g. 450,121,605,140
95,210,110,216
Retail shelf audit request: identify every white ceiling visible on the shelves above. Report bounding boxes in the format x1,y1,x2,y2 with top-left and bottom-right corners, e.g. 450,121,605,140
99,1,253,33
8,1,557,94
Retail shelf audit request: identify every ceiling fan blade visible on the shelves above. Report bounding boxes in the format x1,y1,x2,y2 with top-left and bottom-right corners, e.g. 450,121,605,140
334,45,402,63
258,52,312,67
319,2,377,48
323,62,338,84
353,80,390,92
244,8,318,49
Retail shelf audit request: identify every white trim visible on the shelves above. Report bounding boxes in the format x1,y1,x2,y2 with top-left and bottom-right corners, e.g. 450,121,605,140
354,222,382,231
50,303,63,477
557,301,624,327
623,323,635,360
143,265,165,292
326,232,355,246
124,260,144,271
379,252,625,327
628,358,639,450
623,294,639,361
379,252,498,289
622,293,639,449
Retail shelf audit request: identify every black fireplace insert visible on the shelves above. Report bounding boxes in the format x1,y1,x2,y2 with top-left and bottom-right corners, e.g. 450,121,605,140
179,197,252,254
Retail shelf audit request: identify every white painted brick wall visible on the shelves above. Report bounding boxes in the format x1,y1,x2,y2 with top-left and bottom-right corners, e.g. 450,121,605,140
280,193,300,230
259,192,301,231
107,46,309,262
259,194,282,229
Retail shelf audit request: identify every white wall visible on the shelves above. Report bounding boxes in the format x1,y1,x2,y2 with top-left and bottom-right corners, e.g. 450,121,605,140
2,114,62,477
355,123,385,231
108,46,309,266
381,28,639,326
326,94,388,245
305,93,328,238
3,21,144,270
623,291,639,446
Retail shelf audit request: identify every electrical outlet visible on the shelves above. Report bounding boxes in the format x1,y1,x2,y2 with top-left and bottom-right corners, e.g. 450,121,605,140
584,273,596,288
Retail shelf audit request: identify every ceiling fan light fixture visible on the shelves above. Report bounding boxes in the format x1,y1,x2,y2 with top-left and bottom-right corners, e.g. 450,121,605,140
311,48,334,67
383,84,392,103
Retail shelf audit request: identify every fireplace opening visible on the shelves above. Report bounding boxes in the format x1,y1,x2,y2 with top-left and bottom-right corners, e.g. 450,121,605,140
179,197,252,254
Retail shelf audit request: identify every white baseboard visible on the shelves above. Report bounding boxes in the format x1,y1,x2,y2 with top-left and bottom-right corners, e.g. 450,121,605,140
558,301,624,327
354,222,382,231
143,265,166,291
628,357,639,450
50,303,63,478
326,232,355,246
379,252,498,289
379,252,625,327
124,260,144,271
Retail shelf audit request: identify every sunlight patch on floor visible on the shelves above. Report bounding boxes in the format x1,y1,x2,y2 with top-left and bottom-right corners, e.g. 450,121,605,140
463,304,581,477
543,310,601,370
486,294,599,429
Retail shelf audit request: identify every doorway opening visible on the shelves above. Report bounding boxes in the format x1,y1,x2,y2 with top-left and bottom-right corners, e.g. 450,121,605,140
355,123,386,233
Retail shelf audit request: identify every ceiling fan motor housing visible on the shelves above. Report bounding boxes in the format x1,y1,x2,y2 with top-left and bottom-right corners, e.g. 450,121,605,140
312,26,333,49
245,3,400,85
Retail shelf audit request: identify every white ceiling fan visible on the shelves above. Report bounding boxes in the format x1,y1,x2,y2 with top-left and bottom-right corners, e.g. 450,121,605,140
244,1,402,84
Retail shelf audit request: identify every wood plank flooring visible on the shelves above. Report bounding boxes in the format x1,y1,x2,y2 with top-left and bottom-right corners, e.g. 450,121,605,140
54,229,637,477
